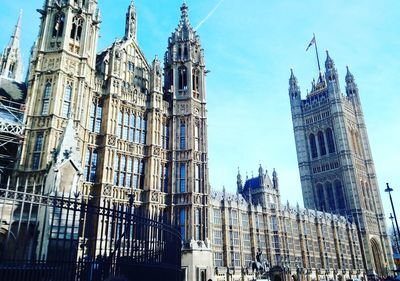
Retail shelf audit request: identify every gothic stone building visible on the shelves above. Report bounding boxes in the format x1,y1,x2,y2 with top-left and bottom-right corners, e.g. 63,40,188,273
289,54,393,276
15,1,211,280
209,167,364,281
0,1,394,281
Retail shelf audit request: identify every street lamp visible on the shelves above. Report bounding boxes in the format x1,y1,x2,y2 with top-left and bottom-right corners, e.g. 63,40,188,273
385,183,400,240
389,213,400,253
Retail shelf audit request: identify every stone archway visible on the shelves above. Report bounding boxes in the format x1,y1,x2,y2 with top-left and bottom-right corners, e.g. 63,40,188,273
370,238,383,276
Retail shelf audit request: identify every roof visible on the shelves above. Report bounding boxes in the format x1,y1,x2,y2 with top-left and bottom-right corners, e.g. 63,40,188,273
0,77,27,103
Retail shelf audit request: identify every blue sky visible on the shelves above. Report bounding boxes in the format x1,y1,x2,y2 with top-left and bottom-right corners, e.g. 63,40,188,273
1,0,399,219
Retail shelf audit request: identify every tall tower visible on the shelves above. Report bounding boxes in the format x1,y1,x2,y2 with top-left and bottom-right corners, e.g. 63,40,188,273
164,3,212,280
289,52,393,276
0,11,23,82
18,0,100,183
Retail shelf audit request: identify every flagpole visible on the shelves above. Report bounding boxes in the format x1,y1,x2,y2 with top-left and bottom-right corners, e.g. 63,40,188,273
313,33,322,81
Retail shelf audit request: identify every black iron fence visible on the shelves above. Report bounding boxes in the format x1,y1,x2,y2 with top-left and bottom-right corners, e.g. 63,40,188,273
0,178,181,281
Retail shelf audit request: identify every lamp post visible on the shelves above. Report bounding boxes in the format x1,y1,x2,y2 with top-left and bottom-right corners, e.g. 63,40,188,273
385,183,400,240
389,213,400,253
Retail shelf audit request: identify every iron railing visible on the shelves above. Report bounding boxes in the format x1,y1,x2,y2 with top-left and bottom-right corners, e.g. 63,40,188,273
0,178,181,281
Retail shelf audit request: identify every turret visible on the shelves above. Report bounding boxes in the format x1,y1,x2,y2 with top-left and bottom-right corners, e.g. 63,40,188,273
324,51,340,94
345,66,359,98
125,0,137,40
272,168,279,189
289,69,301,107
0,10,23,82
237,168,243,194
258,164,265,186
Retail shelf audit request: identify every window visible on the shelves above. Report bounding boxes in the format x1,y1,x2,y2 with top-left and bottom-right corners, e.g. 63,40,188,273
194,124,200,151
52,13,65,37
180,122,186,149
195,164,200,193
117,111,123,138
213,208,221,224
231,252,240,267
178,67,188,91
179,163,186,192
84,149,97,182
141,118,147,144
195,209,201,240
242,213,249,228
230,231,239,246
318,131,327,156
90,100,103,133
230,210,238,226
258,214,264,229
70,16,83,41
162,123,169,149
32,132,44,170
179,208,186,240
309,133,318,158
62,84,72,117
129,113,135,141
192,69,200,99
114,154,121,185
270,216,278,231
163,164,169,192
316,183,326,211
334,180,345,210
213,230,222,245
123,112,129,140
326,128,335,153
214,252,223,267
243,233,251,248
135,116,141,141
42,82,51,115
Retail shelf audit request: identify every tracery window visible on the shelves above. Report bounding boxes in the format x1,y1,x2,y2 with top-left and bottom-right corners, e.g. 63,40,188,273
326,128,335,153
318,131,327,156
70,16,83,41
179,163,186,192
32,132,44,170
178,67,188,91
42,82,51,115
62,84,72,117
180,122,186,149
309,133,318,158
52,13,65,37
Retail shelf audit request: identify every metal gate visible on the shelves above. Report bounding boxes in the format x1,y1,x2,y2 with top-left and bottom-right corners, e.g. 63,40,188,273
0,178,181,281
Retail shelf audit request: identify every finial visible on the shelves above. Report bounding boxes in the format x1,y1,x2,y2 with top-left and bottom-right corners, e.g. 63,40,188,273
181,1,189,19
325,50,334,69
345,65,355,84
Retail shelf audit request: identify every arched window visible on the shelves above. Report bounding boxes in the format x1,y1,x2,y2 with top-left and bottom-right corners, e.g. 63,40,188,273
318,131,327,156
334,180,346,210
178,67,187,91
62,84,72,117
52,13,65,37
70,16,83,41
179,163,186,192
180,122,186,149
326,128,335,153
325,181,335,211
316,183,325,211
309,134,318,158
179,208,186,240
192,68,200,99
42,82,51,115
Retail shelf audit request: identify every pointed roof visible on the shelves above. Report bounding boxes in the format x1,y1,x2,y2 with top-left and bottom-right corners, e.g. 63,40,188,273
325,50,335,70
345,66,355,84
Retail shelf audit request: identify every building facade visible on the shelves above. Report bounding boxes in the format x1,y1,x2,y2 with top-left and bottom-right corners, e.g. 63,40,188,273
209,167,364,281
289,54,393,276
15,0,212,280
0,1,394,281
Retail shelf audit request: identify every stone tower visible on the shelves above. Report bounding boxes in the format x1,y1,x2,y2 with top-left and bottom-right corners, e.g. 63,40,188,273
164,3,212,280
289,51,393,276
0,11,23,82
18,0,100,182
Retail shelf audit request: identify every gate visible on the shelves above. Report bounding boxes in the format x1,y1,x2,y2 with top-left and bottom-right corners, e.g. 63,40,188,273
0,178,181,281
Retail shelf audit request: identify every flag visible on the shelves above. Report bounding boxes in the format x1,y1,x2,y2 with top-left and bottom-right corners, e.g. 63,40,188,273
306,35,316,51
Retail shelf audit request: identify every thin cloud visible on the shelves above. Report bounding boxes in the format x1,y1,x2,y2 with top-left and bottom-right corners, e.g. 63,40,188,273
195,0,224,31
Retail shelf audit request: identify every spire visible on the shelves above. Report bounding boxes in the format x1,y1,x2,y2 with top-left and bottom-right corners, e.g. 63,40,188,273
289,69,301,100
237,167,243,194
180,1,189,21
345,66,355,84
0,10,23,82
325,50,334,70
272,168,279,189
258,164,264,176
345,66,358,98
125,0,137,40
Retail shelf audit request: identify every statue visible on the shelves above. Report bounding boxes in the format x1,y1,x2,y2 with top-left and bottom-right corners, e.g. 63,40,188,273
249,249,270,279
